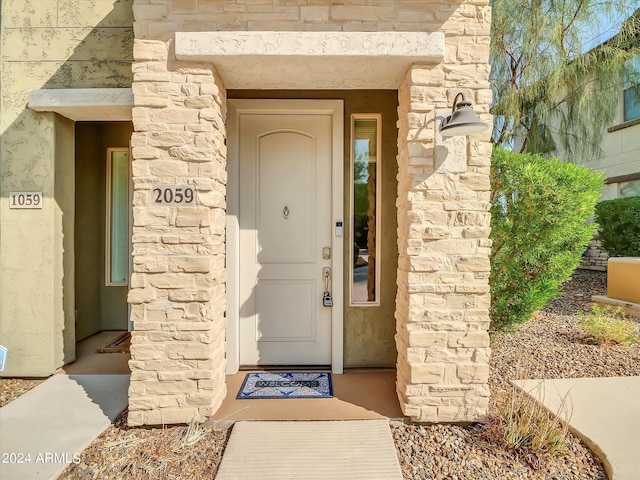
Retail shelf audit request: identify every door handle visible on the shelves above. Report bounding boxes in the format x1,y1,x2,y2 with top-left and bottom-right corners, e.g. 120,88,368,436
323,267,331,280
322,267,333,307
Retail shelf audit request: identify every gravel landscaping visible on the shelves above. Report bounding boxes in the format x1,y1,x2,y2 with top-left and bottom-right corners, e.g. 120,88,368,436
392,269,639,480
2,269,638,479
0,378,42,407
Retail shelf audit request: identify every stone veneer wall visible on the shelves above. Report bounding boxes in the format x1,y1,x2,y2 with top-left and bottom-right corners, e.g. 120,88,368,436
579,235,609,271
127,40,228,426
395,66,493,422
130,0,492,425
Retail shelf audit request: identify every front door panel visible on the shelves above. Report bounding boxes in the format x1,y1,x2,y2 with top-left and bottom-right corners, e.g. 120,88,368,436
239,113,333,365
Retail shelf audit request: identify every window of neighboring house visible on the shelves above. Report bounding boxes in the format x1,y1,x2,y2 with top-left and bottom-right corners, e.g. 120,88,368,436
620,179,640,198
623,84,640,122
623,55,640,122
106,148,130,286
350,115,381,306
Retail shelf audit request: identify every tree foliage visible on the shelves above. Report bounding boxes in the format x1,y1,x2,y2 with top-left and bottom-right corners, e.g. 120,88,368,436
490,1,640,161
490,148,604,331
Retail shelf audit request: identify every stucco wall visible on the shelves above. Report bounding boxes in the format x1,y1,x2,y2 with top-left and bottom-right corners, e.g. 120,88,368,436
593,98,640,192
0,0,134,376
558,90,640,201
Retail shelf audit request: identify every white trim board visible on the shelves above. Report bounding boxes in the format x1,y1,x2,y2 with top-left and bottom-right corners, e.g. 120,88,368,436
28,88,133,121
176,31,444,89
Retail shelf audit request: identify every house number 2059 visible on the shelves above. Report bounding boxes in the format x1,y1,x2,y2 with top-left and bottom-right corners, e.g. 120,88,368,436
151,185,195,205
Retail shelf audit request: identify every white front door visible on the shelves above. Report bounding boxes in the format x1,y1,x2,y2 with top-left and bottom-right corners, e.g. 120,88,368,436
237,107,337,366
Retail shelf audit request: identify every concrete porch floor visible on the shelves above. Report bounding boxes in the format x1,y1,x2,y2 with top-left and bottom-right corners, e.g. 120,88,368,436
211,369,405,424
56,332,405,422
56,331,131,375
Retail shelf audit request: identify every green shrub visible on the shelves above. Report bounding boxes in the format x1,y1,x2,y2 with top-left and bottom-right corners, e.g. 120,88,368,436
490,148,604,331
578,304,638,345
594,196,640,257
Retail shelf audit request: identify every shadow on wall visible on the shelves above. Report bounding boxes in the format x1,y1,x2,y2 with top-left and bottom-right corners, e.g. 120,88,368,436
0,0,134,372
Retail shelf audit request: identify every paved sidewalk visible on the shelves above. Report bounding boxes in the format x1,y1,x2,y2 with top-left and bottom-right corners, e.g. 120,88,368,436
0,374,129,480
216,420,403,479
516,376,640,480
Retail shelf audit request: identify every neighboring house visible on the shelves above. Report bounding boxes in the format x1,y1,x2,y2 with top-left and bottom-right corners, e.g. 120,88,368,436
0,0,493,426
580,42,640,270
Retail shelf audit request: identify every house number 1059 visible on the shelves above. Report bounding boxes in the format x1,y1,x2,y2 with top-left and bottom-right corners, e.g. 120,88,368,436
9,192,43,209
151,185,195,205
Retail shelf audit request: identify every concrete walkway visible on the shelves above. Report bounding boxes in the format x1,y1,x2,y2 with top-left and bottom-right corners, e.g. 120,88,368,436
515,376,640,480
216,420,403,479
0,374,129,480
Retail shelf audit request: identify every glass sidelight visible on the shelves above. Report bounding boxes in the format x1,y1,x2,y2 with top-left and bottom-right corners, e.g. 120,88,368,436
106,148,129,286
350,115,381,305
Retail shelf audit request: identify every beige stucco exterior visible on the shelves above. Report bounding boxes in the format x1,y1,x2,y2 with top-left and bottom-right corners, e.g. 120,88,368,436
587,99,640,201
1,0,493,426
0,0,134,376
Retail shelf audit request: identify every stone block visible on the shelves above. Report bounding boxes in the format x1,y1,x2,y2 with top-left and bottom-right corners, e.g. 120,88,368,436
133,40,169,62
416,406,438,423
130,344,164,361
148,131,194,147
410,67,444,87
456,256,490,272
133,257,168,273
437,406,467,422
148,273,195,289
176,207,211,227
459,173,490,191
133,206,171,227
168,289,211,302
167,343,213,360
146,380,196,395
408,330,447,348
301,6,330,22
159,407,200,425
150,108,200,125
127,410,145,426
409,363,444,384
169,256,211,273
168,146,212,163
448,331,489,348
128,287,157,304
457,363,490,383
186,393,215,406
149,160,189,177
128,397,158,411
330,5,395,22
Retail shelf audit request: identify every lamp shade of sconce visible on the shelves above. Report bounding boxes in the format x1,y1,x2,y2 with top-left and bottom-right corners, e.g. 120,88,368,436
440,93,489,137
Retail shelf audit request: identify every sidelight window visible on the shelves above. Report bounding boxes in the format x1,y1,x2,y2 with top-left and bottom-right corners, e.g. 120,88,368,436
106,148,129,286
350,115,381,305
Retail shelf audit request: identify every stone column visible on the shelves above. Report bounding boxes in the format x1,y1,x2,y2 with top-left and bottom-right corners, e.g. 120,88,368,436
395,64,492,423
127,40,227,426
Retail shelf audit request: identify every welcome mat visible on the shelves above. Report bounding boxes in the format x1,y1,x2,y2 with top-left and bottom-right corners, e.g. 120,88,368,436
237,372,333,399
96,332,131,354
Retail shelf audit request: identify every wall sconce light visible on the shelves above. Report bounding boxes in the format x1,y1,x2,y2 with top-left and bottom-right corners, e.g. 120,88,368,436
440,93,489,137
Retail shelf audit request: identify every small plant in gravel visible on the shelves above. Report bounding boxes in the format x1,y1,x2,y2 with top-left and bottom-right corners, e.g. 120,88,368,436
578,304,638,345
480,385,570,468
